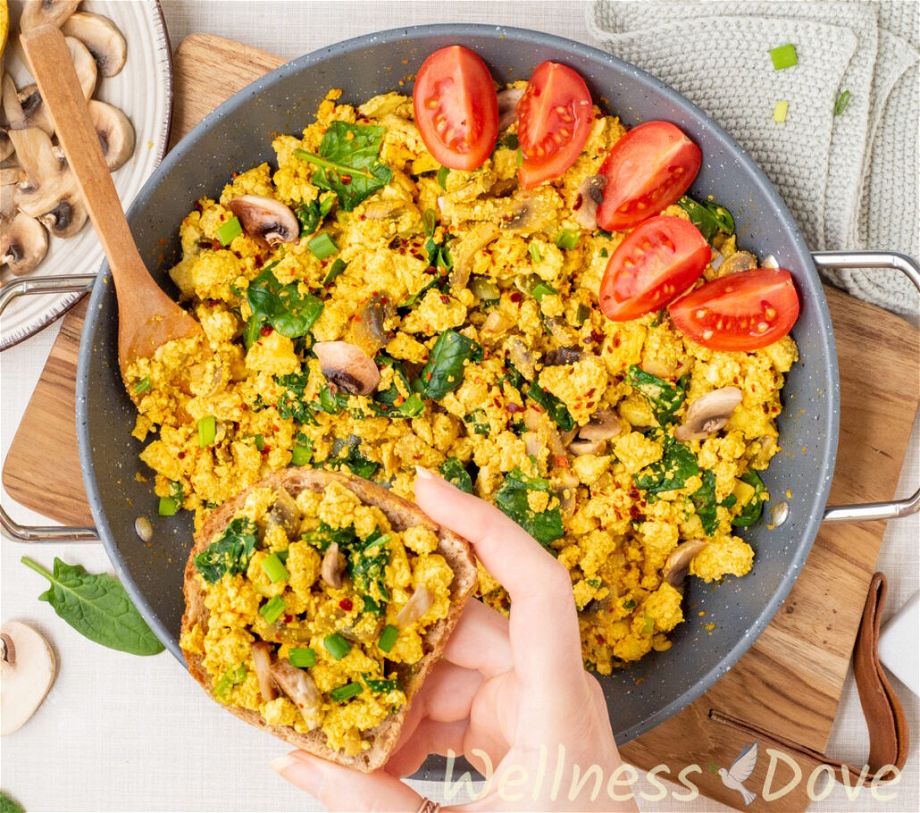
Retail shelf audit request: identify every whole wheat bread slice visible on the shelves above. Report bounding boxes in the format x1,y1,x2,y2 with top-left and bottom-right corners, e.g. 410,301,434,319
181,469,477,772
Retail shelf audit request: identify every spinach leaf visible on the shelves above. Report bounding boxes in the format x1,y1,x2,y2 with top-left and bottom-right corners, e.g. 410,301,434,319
528,380,576,432
348,528,390,602
440,458,473,493
425,233,453,271
414,330,482,400
275,372,315,425
336,444,380,479
678,196,735,243
193,518,258,583
21,557,164,656
372,358,426,418
295,200,321,235
494,469,564,549
304,522,358,553
246,266,324,344
295,122,393,211
318,384,349,414
0,792,25,813
323,258,348,286
634,435,700,495
628,365,687,425
464,408,490,436
691,470,719,536
732,470,767,527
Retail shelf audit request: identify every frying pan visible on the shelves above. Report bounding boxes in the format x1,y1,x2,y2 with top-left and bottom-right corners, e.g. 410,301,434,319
3,25,918,759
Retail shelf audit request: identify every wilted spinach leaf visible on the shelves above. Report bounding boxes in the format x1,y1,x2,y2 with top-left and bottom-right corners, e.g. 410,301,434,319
336,444,380,479
295,122,392,211
528,380,576,432
414,330,483,400
246,266,323,345
495,469,564,549
304,522,358,553
464,408,490,436
691,470,719,535
732,470,767,527
372,357,426,418
194,518,258,583
275,372,316,425
628,365,687,425
440,458,473,493
634,435,700,495
678,196,735,243
348,528,390,602
295,200,321,235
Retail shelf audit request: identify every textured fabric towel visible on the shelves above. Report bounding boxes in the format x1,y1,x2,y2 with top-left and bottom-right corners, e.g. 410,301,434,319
587,0,919,317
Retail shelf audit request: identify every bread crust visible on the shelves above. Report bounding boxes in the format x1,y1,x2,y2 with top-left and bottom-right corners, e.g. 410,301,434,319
181,469,477,772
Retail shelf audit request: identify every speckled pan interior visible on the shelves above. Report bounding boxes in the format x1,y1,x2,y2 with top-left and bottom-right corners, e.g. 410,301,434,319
76,25,839,757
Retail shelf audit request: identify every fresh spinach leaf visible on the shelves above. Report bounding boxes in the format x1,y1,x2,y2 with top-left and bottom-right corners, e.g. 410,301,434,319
0,792,25,813
440,458,473,493
691,470,719,535
678,196,735,243
348,528,390,602
20,557,164,656
246,267,324,343
414,330,482,400
528,380,576,432
732,470,767,527
634,435,700,495
494,469,564,549
628,365,687,426
193,518,258,583
295,122,393,211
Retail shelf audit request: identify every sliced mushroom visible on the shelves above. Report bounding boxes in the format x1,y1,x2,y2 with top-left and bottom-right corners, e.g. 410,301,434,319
0,166,24,188
544,345,583,366
568,409,622,457
321,542,345,588
719,250,756,276
1,212,49,275
663,539,707,587
674,387,742,441
395,585,435,628
363,199,408,220
313,340,380,395
479,309,513,344
554,469,580,513
19,0,80,31
38,196,87,239
61,12,127,77
227,195,299,246
267,488,301,537
572,175,607,231
449,221,500,290
270,660,322,731
0,130,13,161
499,190,558,235
251,641,277,702
16,85,53,135
351,294,394,354
1,621,57,736
497,87,524,131
505,336,536,381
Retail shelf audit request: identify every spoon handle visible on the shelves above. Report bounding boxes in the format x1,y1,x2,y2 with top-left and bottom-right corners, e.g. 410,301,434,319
20,25,149,294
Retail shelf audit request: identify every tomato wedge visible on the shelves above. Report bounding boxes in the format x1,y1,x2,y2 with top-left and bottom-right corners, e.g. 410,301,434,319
413,46,498,171
599,216,710,321
668,267,800,351
516,61,594,189
595,121,701,232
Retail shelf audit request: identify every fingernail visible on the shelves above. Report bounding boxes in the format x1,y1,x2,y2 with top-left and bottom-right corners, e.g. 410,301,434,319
415,465,435,480
270,753,299,775
270,752,323,794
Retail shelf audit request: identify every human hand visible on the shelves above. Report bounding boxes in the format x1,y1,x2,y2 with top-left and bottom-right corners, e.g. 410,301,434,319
271,467,638,812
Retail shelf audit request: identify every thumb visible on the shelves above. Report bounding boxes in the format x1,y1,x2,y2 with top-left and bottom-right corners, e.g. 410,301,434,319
271,750,426,812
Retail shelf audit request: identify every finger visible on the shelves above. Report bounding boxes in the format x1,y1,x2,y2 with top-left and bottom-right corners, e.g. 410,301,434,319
386,717,469,778
443,598,512,678
271,750,423,812
416,467,583,682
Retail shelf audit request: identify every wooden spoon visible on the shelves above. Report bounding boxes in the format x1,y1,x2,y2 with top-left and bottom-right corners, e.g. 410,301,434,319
20,25,202,381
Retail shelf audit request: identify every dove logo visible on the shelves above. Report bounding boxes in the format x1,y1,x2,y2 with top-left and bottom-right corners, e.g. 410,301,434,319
718,742,759,806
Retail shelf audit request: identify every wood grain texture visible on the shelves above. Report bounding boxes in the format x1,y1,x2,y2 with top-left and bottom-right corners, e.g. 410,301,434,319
4,34,918,810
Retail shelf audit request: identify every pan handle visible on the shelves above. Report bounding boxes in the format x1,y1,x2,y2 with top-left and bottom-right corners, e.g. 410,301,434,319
813,251,920,522
0,275,99,542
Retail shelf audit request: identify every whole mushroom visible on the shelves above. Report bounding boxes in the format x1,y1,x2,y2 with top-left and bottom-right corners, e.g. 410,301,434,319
674,387,743,442
227,195,299,246
1,621,57,736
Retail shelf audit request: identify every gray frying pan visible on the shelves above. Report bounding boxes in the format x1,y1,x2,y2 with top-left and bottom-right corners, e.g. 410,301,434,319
2,26,918,765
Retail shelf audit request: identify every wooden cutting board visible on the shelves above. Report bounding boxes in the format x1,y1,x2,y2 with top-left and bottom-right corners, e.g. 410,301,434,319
4,34,919,810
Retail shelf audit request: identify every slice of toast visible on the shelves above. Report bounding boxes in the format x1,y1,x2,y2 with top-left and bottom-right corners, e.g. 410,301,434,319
181,469,477,772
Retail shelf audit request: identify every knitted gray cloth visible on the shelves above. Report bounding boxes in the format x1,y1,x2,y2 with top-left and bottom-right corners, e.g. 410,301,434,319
587,0,919,317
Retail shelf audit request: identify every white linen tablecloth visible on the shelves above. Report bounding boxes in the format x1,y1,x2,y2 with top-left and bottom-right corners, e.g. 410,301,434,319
1,2,917,811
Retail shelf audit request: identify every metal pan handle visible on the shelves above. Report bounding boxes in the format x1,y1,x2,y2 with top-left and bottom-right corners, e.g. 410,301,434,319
813,251,920,522
0,274,99,542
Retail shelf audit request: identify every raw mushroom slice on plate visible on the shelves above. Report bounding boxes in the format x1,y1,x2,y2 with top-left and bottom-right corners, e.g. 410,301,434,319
1,621,57,736
19,0,80,32
1,212,49,275
61,12,127,78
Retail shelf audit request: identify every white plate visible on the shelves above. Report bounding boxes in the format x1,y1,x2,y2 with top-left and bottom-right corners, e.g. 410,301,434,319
0,0,172,349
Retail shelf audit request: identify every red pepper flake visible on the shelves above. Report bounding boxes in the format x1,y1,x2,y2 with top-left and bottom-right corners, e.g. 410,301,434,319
628,486,640,500
507,402,524,414
260,324,273,337
231,171,240,178
211,239,221,251
510,291,523,303
272,424,280,433
440,295,451,304
178,451,186,459
425,266,437,275
193,201,203,213
612,335,622,348
573,192,583,211
553,455,570,469
751,384,757,392
629,505,642,519
283,614,293,624
339,598,354,612
261,445,271,456
341,174,352,185
591,330,604,344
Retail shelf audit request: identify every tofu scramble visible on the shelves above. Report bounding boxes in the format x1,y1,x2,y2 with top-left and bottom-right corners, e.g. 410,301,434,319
131,86,798,675
179,477,456,756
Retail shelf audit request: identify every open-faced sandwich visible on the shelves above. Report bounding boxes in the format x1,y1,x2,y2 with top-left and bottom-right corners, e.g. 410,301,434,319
179,469,476,771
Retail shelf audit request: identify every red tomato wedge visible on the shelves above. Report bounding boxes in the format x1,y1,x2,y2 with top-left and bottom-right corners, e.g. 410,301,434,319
517,61,594,189
599,216,710,321
595,121,702,232
413,46,498,171
668,267,800,351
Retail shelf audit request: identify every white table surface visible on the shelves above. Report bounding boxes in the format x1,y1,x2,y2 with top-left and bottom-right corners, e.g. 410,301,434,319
1,2,917,811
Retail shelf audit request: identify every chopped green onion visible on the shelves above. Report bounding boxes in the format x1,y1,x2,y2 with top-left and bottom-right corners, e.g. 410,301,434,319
252,433,265,451
643,615,655,634
834,89,852,117
599,247,609,258
769,43,798,71
197,415,216,448
554,229,579,250
378,624,399,653
323,258,348,285
133,377,151,395
309,232,338,260
773,100,789,124
217,216,243,246
288,647,317,668
259,596,286,624
330,681,363,702
319,195,335,217
324,632,351,660
291,443,312,466
528,243,542,263
515,148,523,167
261,552,289,583
422,208,437,236
531,282,558,301
364,675,400,693
437,166,450,189
158,496,179,517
